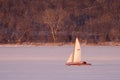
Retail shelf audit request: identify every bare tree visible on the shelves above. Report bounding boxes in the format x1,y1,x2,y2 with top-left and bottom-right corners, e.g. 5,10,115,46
43,8,67,42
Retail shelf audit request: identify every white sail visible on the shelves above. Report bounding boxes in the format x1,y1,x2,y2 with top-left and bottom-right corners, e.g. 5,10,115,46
73,38,81,63
66,53,73,63
66,37,91,65
66,37,81,64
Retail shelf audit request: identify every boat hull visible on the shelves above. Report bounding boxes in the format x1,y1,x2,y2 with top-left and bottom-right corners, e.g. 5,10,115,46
66,62,91,66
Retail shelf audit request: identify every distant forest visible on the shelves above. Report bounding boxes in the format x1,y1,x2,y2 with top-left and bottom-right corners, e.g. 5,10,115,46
0,0,120,44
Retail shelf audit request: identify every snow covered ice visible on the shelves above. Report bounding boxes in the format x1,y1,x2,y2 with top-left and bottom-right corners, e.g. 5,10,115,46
0,46,120,80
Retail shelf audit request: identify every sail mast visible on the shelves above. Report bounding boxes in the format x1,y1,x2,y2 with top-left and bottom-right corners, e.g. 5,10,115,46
72,38,76,62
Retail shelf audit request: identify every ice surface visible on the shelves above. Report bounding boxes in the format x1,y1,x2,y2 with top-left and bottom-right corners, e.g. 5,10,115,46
0,46,120,80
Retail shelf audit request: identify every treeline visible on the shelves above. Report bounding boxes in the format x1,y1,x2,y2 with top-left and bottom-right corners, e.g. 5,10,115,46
0,0,120,44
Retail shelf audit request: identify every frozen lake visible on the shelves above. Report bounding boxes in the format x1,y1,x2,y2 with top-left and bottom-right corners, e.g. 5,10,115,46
0,46,120,80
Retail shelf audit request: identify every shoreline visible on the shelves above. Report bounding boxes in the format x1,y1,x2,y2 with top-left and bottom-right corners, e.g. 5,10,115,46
0,42,120,47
